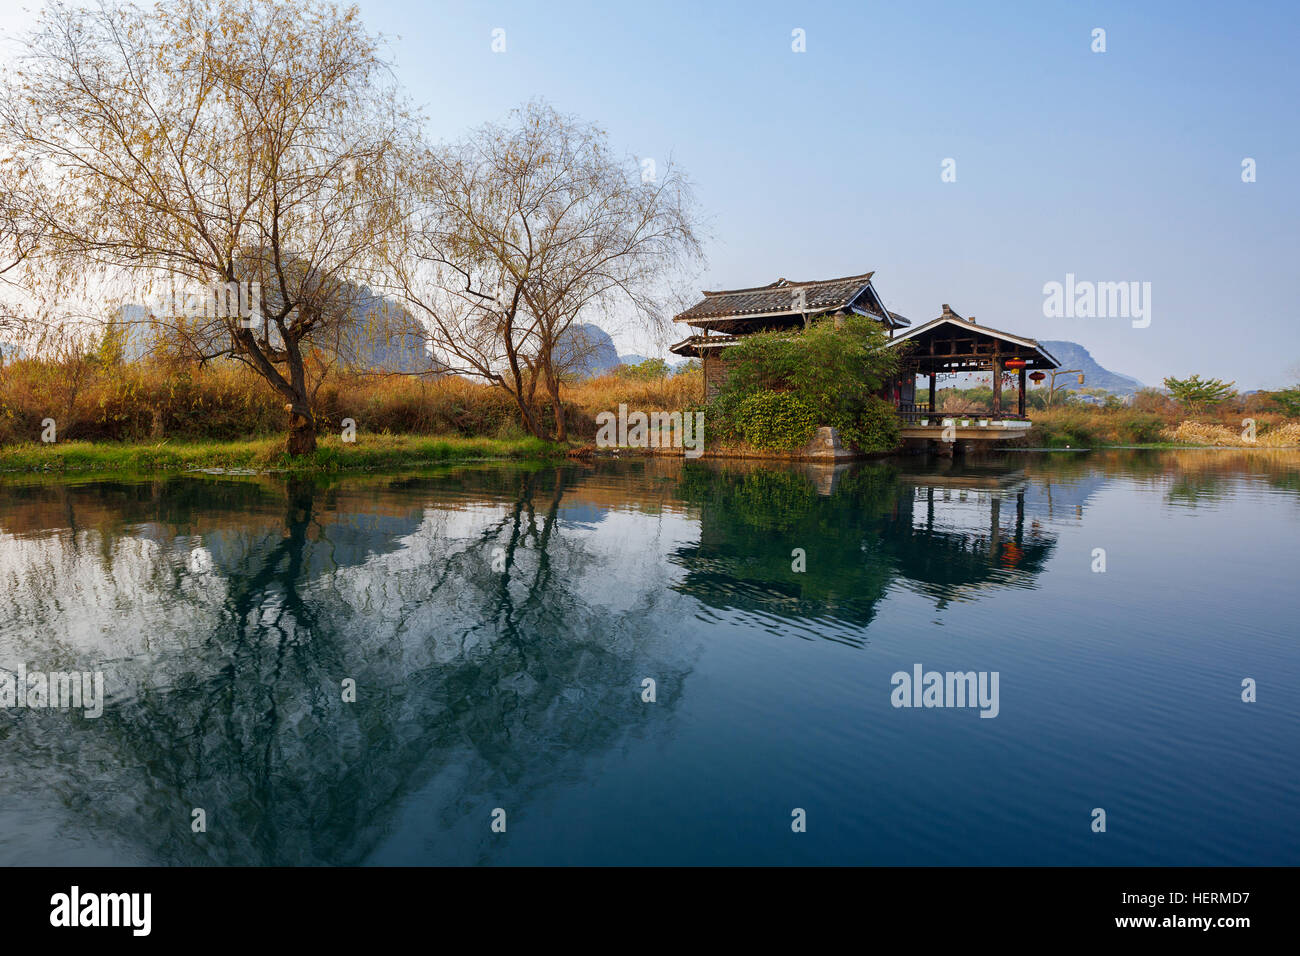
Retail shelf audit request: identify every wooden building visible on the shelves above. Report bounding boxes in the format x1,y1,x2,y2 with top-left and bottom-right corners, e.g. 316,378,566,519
669,272,1059,440
668,271,909,399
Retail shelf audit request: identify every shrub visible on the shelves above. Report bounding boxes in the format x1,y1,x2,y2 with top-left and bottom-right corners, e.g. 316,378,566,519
1116,412,1166,444
735,390,819,450
1260,387,1300,417
614,358,670,381
706,314,900,451
1032,410,1102,447
831,395,900,452
1163,374,1237,413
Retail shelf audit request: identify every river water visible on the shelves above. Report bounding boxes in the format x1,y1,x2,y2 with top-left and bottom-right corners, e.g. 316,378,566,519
0,449,1296,865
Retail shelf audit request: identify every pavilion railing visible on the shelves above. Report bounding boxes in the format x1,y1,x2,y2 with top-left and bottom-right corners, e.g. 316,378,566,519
893,401,1033,425
894,402,932,424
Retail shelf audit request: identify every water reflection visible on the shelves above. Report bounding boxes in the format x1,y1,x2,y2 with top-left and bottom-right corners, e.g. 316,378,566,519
0,448,1297,864
0,469,693,864
669,460,1058,636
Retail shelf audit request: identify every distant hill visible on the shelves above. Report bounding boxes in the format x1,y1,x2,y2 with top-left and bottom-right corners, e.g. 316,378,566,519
107,287,439,373
556,323,621,377
1038,340,1144,394
617,352,690,371
557,326,697,377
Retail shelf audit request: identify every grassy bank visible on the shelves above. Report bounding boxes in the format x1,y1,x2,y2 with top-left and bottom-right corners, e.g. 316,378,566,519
5,352,1298,460
1027,407,1300,448
0,434,563,474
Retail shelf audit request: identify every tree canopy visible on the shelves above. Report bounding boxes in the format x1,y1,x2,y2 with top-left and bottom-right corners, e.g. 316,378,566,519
1162,374,1237,413
0,0,412,453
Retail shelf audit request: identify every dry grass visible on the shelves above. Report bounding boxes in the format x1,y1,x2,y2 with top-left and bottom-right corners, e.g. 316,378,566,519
0,356,703,445
1030,406,1299,448
11,355,1293,452
562,370,702,418
1162,420,1300,448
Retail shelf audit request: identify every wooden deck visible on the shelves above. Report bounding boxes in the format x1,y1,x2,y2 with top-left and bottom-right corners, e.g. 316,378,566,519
895,403,1033,441
898,415,1034,442
904,421,1034,442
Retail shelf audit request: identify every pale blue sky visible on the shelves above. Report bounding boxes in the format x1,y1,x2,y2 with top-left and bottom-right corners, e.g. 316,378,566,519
4,1,1296,387
357,0,1298,388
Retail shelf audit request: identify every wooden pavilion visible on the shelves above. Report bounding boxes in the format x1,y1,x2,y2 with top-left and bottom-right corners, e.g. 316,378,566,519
669,272,1060,441
885,304,1060,427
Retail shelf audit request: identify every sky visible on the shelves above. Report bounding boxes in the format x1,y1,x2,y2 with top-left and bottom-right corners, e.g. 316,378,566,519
2,0,1297,388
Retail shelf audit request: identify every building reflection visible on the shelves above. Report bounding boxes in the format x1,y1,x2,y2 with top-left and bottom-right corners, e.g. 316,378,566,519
2,449,1290,864
881,466,1056,607
669,459,1059,628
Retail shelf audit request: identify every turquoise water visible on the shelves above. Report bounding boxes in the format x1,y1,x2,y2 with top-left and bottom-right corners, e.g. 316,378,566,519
0,450,1296,865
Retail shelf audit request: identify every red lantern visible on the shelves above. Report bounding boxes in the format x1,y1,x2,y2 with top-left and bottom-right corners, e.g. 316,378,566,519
1029,371,1046,383
1004,358,1027,369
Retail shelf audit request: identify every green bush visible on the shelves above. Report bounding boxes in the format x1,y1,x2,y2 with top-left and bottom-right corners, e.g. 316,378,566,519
736,390,819,450
1035,413,1101,447
832,395,901,452
1267,387,1300,417
615,358,670,382
1116,412,1165,444
706,314,901,452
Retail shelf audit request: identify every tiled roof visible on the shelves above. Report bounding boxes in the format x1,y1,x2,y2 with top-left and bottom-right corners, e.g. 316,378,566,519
668,334,744,356
887,305,1061,368
675,272,877,323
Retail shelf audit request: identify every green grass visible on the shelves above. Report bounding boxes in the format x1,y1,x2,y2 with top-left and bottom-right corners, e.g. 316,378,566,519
0,434,565,474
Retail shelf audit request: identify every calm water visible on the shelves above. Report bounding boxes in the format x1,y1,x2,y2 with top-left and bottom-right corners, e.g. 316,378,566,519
0,450,1297,866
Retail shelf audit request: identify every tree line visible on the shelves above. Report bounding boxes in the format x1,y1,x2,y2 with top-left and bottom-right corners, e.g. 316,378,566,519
0,0,703,453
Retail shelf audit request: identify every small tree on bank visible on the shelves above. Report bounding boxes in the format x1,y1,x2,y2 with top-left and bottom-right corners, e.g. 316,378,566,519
386,101,703,440
1270,387,1300,417
0,0,410,454
1162,374,1237,414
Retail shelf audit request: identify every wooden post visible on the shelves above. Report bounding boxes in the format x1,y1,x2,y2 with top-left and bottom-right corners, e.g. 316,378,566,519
990,495,1001,556
991,358,1003,415
929,372,937,414
1017,368,1026,417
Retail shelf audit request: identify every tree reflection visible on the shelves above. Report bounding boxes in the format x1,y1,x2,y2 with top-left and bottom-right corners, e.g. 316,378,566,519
2,447,1295,864
0,468,690,865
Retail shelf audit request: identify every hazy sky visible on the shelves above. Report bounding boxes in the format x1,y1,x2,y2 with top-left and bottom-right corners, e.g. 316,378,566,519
3,1,1296,387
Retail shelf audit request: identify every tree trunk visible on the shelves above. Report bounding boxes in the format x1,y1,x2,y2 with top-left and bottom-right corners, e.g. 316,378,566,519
553,397,566,441
547,371,566,442
508,393,545,439
287,404,317,456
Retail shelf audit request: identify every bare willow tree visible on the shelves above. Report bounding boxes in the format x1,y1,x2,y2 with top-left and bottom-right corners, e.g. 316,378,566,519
0,172,42,363
0,0,411,453
386,101,703,440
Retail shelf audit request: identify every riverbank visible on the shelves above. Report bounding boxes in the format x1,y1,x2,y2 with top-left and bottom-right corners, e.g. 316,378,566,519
0,435,564,474
9,431,1300,476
